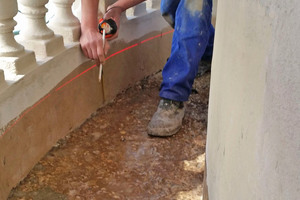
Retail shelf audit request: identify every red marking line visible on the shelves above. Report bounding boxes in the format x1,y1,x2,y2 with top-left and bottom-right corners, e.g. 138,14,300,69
55,64,97,92
140,30,174,44
0,94,51,138
1,30,174,137
106,30,174,61
105,43,138,61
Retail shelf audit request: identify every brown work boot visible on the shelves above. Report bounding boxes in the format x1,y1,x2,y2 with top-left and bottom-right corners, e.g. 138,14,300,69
147,98,185,137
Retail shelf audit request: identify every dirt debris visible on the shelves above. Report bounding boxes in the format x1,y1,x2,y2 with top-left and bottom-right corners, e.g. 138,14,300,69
8,71,210,200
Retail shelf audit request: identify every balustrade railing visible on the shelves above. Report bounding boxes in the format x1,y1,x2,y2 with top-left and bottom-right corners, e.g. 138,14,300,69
0,0,169,136
0,0,36,78
17,0,65,58
48,0,80,44
0,0,160,87
146,0,160,10
126,1,147,19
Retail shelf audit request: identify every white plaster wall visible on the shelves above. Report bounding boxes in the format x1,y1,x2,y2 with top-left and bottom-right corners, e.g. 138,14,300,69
206,0,300,199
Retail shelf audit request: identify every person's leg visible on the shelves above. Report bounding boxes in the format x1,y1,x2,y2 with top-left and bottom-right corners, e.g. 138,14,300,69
148,0,213,137
160,0,180,28
160,0,213,102
198,24,215,76
201,23,215,62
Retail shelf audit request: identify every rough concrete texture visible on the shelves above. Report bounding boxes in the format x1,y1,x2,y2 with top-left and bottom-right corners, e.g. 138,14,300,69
206,0,300,199
8,72,210,200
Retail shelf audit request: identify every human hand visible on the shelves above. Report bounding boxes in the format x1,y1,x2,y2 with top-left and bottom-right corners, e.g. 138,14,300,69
103,6,123,40
80,28,110,65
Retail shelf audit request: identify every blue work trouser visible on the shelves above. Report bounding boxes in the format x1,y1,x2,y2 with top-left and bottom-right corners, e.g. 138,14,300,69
159,0,214,102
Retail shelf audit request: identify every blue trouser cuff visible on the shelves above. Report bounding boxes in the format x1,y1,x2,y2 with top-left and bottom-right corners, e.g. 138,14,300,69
159,0,214,101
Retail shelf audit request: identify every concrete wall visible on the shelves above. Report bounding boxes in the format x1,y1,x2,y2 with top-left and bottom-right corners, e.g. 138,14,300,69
206,0,300,199
0,7,172,200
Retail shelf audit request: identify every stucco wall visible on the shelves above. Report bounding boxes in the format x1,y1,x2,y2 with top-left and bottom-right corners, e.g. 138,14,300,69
206,0,300,199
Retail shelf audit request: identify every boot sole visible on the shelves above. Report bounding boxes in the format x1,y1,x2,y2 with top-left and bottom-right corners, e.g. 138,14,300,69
147,126,181,137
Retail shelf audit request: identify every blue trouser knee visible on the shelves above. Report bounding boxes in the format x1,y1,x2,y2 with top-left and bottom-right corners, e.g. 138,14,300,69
160,0,214,102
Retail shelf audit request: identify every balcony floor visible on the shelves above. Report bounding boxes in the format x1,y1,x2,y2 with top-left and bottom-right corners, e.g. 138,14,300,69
8,71,210,200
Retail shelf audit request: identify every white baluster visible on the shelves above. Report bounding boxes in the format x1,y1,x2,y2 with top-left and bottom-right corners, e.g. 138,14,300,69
0,0,36,76
72,0,81,20
134,2,147,16
146,0,160,10
126,7,135,19
126,2,147,19
48,0,80,44
17,0,65,58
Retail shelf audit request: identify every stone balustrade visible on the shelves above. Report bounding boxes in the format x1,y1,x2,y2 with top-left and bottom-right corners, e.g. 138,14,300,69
126,1,147,18
146,0,160,10
0,1,174,199
0,0,170,130
48,0,80,44
17,0,65,58
0,0,36,78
